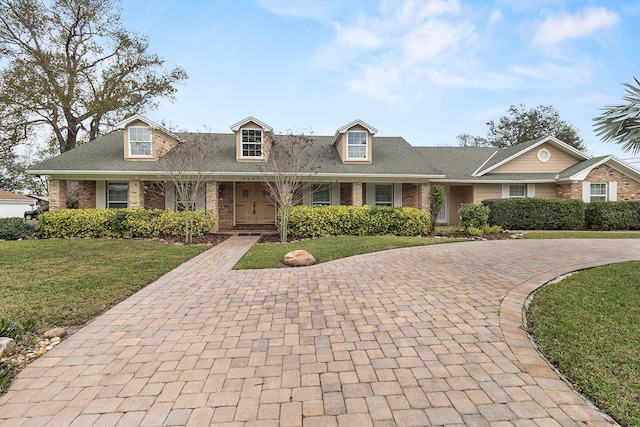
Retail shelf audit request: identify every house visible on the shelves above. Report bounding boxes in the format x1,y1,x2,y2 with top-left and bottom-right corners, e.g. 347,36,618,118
27,115,640,230
0,190,38,218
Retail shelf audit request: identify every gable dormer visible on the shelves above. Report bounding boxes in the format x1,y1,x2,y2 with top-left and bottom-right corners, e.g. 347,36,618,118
331,120,378,164
117,114,182,161
230,116,273,162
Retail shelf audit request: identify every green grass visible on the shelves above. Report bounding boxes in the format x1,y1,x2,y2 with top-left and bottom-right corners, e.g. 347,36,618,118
234,235,465,269
524,231,640,239
0,239,208,328
526,261,640,427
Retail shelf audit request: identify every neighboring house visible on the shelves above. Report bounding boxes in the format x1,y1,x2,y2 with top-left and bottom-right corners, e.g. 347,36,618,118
0,190,37,218
27,115,640,230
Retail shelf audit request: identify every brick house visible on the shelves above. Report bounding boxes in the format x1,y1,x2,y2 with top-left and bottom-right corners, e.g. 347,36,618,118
28,115,640,230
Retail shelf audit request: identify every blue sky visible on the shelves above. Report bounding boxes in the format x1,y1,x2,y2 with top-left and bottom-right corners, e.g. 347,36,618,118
121,0,640,166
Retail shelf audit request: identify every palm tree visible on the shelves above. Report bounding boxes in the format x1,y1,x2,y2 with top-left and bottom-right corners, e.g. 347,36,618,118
594,77,640,154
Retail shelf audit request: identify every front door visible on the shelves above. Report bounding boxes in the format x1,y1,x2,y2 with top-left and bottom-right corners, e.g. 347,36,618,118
235,182,276,225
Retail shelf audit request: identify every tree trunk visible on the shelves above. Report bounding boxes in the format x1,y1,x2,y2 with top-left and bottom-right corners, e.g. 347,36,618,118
280,206,289,243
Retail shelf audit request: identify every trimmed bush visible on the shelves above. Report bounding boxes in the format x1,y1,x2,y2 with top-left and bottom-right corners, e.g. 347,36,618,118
38,208,218,238
585,201,640,230
482,198,585,230
457,203,489,229
0,217,37,240
281,205,430,238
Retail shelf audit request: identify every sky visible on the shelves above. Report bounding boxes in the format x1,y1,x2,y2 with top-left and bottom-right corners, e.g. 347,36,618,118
121,0,640,167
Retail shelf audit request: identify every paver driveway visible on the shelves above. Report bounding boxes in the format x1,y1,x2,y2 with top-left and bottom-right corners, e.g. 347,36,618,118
1,237,639,426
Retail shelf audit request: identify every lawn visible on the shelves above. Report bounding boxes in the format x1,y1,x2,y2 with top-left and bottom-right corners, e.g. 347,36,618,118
234,235,465,269
0,239,208,328
524,231,640,239
526,261,640,427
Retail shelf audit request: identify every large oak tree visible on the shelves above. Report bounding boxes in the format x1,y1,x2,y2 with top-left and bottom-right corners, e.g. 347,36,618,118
0,0,188,154
457,104,586,151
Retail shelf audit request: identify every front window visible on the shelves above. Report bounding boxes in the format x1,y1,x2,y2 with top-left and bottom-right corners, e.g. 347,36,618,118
242,129,263,158
312,184,331,205
509,185,525,198
108,183,128,208
129,127,152,156
375,184,393,206
590,183,607,202
347,131,368,159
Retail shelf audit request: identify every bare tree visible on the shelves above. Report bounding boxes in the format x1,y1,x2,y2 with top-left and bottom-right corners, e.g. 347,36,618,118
261,132,328,243
158,133,217,244
0,0,187,154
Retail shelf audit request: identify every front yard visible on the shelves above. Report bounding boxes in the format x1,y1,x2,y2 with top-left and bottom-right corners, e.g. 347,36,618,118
526,261,640,427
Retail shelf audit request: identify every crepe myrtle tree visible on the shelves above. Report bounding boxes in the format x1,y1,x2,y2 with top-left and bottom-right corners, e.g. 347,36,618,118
0,0,187,155
158,133,217,244
260,131,331,243
594,77,640,155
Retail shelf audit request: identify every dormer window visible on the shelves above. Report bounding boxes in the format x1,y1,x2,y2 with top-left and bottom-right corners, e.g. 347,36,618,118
129,127,152,156
241,129,263,158
347,131,368,160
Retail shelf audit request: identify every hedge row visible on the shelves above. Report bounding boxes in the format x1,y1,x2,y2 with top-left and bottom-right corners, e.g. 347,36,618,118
281,205,431,238
482,198,585,230
38,208,218,238
585,201,640,230
0,217,38,240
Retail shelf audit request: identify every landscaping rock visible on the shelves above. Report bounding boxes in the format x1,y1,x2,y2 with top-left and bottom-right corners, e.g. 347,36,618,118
43,327,67,339
284,250,316,267
0,337,16,356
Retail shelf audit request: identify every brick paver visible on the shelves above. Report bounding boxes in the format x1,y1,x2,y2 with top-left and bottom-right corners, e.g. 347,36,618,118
2,236,638,426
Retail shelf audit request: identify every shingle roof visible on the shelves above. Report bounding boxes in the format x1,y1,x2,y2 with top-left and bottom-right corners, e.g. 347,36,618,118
416,146,496,179
29,131,445,178
0,189,33,200
557,156,609,180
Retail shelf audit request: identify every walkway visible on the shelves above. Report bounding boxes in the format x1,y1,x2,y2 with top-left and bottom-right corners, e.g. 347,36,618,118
1,236,639,426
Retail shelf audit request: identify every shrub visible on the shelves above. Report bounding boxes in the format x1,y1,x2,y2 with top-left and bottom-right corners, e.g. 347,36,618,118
429,184,445,232
458,203,489,229
281,205,430,238
482,198,585,230
38,208,218,238
0,217,37,240
585,201,640,230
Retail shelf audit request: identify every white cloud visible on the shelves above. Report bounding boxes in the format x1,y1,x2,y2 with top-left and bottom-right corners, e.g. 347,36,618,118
489,9,502,24
311,0,471,102
532,7,620,46
336,25,383,49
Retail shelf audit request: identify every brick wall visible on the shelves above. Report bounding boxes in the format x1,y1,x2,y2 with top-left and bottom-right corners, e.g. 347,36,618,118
340,183,352,206
418,183,430,212
352,183,364,206
585,164,640,200
144,182,165,209
402,184,418,208
48,180,67,210
128,181,145,208
217,183,234,230
77,181,96,209
556,183,580,199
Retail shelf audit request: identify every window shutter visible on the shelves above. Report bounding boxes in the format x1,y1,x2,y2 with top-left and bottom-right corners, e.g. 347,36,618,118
302,184,311,206
608,182,617,201
166,186,175,210
527,184,535,198
331,183,340,206
502,184,510,198
96,181,106,209
366,183,375,206
196,187,206,211
582,181,590,202
393,183,403,207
